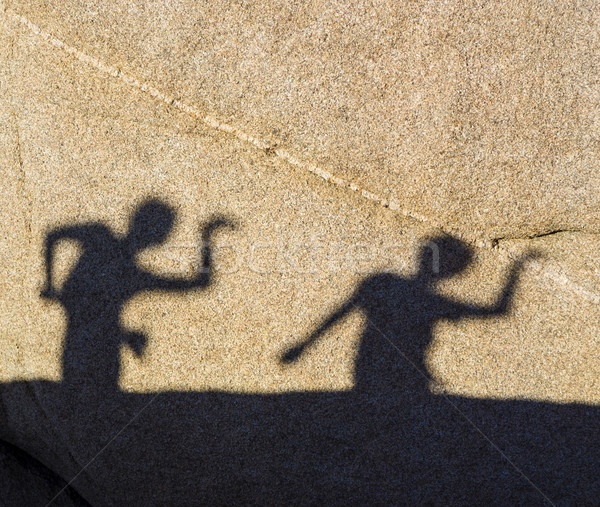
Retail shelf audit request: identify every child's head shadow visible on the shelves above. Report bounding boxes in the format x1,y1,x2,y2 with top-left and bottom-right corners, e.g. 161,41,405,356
416,235,474,285
127,199,176,250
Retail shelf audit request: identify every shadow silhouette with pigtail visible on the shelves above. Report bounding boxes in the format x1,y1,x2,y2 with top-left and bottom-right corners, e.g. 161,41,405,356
40,199,235,393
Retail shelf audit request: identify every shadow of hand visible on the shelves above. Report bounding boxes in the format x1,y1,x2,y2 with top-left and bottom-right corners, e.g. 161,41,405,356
126,331,148,357
40,286,59,301
516,249,544,268
281,344,305,364
202,215,237,235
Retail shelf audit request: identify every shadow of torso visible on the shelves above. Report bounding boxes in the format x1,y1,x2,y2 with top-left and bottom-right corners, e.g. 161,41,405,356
58,224,141,393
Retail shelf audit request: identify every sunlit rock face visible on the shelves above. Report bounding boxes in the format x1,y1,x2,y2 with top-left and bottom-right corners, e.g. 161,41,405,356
7,0,600,241
1,3,600,505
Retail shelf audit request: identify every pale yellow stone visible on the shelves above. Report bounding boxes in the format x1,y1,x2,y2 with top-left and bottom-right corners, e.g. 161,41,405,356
1,5,600,504
5,0,600,240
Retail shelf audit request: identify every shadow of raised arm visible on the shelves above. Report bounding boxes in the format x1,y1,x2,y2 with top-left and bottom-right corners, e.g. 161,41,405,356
281,298,355,364
148,215,236,291
453,250,541,318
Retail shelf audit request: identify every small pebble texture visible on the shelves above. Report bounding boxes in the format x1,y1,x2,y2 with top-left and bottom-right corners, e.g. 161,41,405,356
6,0,600,241
1,2,599,505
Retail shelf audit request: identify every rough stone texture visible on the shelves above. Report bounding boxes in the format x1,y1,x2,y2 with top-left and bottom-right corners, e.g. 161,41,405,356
0,439,89,507
5,0,600,241
1,3,600,505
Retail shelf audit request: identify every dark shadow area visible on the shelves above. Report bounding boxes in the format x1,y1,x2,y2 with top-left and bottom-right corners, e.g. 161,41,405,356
1,199,599,505
0,439,89,507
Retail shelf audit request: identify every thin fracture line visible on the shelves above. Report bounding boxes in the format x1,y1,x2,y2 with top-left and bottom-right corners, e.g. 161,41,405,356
3,7,473,246
0,10,589,504
45,392,160,506
357,302,556,506
5,8,600,305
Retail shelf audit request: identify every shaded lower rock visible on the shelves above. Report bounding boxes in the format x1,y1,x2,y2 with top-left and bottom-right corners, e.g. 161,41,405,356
0,439,89,507
1,380,598,506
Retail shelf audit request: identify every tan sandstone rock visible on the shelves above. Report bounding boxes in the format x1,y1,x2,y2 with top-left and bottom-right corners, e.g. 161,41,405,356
1,3,599,505
5,0,600,241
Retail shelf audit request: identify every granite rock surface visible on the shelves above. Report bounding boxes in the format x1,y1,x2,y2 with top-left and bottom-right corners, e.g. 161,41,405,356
1,3,599,505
